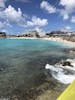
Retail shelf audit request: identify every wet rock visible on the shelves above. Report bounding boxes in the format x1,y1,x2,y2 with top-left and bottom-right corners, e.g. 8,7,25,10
9,77,63,100
62,61,72,66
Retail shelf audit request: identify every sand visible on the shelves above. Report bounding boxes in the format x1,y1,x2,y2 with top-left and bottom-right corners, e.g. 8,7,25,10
7,37,75,47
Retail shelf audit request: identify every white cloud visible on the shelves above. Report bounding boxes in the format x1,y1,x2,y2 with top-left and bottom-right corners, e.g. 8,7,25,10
71,16,75,23
0,0,6,8
40,0,75,20
65,26,71,30
0,5,26,26
26,16,48,27
61,26,71,32
40,1,56,14
0,21,5,28
1,29,8,33
0,5,48,28
60,0,75,7
59,9,69,20
35,27,45,36
0,0,30,9
0,21,9,29
63,14,69,20
64,26,71,31
59,0,75,20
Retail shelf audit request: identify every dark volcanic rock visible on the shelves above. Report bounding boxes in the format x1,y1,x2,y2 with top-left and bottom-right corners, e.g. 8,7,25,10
0,32,6,38
46,31,66,36
62,61,72,66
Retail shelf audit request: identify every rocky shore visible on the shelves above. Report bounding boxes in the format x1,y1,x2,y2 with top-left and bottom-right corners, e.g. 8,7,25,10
0,59,71,100
1,78,66,100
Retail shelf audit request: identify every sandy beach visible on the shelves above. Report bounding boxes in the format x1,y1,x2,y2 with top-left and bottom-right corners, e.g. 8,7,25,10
7,37,75,47
44,37,75,47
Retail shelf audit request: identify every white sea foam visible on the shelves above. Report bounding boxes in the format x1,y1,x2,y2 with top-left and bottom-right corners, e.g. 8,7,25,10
45,59,75,84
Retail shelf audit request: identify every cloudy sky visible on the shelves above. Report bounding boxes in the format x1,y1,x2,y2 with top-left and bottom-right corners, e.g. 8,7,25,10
0,0,75,34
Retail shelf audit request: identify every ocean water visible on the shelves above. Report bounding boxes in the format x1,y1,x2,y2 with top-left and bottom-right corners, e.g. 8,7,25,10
45,62,75,84
0,39,75,97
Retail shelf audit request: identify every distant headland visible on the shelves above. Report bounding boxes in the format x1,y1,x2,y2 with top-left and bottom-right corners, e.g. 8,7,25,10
0,32,7,38
1,30,75,43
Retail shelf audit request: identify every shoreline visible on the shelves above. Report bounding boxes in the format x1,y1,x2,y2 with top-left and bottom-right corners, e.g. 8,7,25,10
44,37,75,47
6,37,75,47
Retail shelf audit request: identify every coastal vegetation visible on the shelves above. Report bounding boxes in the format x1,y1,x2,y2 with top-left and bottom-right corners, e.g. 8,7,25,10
0,30,75,41
17,31,40,38
0,30,75,42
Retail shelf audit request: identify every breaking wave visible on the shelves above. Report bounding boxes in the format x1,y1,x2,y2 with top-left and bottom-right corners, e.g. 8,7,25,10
45,59,75,84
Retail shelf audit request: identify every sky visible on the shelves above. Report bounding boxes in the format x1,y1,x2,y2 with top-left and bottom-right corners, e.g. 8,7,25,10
0,0,75,34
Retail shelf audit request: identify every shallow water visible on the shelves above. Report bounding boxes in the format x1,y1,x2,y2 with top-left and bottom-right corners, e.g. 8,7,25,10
0,39,75,97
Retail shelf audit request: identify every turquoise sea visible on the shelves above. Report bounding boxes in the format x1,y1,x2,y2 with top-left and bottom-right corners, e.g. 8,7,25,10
0,39,75,98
